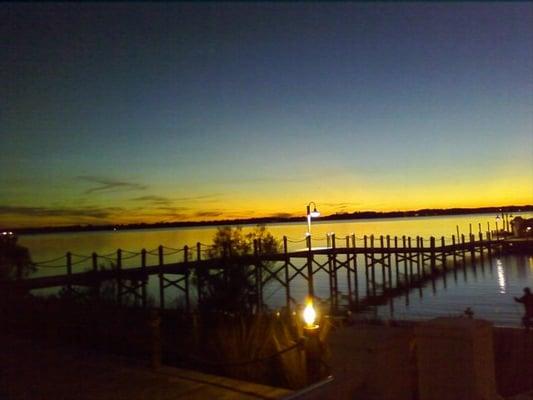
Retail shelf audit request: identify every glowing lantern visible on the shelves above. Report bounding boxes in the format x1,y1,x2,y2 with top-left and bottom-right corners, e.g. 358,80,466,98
303,299,317,328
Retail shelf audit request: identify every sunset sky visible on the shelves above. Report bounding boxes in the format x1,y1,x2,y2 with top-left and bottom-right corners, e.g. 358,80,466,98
2,3,532,228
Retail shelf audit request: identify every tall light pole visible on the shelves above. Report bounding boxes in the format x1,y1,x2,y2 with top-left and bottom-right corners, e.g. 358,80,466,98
306,202,320,235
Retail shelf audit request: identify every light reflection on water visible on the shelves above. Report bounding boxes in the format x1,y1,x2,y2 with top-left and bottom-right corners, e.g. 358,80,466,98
18,213,533,327
374,254,532,327
497,259,506,294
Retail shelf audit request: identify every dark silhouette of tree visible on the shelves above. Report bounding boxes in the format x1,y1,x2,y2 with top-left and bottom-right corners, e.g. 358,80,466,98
198,226,279,315
0,233,35,281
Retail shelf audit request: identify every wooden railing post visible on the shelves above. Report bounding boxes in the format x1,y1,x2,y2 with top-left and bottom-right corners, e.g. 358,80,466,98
430,237,436,274
417,236,423,278
254,239,263,310
386,235,392,288
306,235,314,297
196,242,202,305
351,234,358,304
283,236,291,310
91,252,99,298
331,233,337,311
141,249,147,308
440,236,447,271
158,245,165,309
461,234,466,265
345,235,353,306
184,245,190,312
470,234,475,262
378,235,385,289
116,249,122,305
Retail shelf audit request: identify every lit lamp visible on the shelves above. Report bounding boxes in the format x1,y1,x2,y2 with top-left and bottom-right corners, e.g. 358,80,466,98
303,299,318,330
306,202,320,236
302,298,321,384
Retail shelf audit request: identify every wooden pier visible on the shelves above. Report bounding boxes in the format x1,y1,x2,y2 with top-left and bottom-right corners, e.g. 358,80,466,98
4,231,527,314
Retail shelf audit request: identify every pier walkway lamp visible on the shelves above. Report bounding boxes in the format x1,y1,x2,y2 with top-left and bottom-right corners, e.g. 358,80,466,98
306,202,320,236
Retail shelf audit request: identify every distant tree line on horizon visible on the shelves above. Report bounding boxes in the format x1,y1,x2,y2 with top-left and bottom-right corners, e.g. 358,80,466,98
8,205,532,235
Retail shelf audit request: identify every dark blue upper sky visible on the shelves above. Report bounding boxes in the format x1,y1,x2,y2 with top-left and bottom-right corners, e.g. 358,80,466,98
1,3,532,227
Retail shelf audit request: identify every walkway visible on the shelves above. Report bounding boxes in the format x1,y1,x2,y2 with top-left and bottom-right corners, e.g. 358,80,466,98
0,334,292,400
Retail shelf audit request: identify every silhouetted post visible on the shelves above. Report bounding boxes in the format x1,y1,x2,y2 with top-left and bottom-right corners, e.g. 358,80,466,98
461,234,466,263
141,249,147,308
402,236,409,286
478,223,482,234
364,235,370,296
303,323,322,385
456,225,460,239
430,237,436,274
429,237,436,293
196,242,202,304
495,221,499,240
452,235,457,267
91,252,100,298
184,245,190,312
478,232,484,264
440,237,447,271
370,235,376,296
386,235,392,288
408,236,413,283
116,249,122,305
158,245,165,309
441,236,448,288
394,236,400,287
416,237,422,278
345,235,353,306
66,252,72,295
351,234,358,304
469,224,472,236
283,236,291,310
486,233,492,259
331,234,338,311
306,235,314,297
380,235,386,289
469,234,476,263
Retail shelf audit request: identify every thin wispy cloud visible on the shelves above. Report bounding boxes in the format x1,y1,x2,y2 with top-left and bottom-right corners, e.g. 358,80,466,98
0,205,122,219
131,195,173,205
174,194,221,202
130,194,220,205
77,176,147,194
194,211,223,218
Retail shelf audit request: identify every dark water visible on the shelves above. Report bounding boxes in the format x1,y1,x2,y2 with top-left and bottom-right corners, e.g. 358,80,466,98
19,213,533,327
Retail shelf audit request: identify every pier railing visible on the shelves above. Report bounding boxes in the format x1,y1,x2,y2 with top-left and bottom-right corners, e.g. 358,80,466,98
2,231,519,314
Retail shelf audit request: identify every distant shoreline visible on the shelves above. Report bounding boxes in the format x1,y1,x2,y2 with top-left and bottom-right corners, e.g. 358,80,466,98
8,205,532,235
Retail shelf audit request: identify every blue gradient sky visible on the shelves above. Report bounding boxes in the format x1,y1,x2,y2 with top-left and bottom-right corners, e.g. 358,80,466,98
1,3,532,227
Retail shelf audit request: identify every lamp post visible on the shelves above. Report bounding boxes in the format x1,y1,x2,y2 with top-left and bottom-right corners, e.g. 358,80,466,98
495,215,501,240
302,298,321,384
306,202,320,236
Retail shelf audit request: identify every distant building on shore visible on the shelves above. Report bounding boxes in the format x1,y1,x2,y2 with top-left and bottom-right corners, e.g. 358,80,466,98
510,217,533,237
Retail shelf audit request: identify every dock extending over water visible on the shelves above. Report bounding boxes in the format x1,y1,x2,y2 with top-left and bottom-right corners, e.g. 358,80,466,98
3,233,530,312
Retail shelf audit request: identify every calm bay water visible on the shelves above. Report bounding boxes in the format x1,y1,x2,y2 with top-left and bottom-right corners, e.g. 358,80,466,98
19,213,533,327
